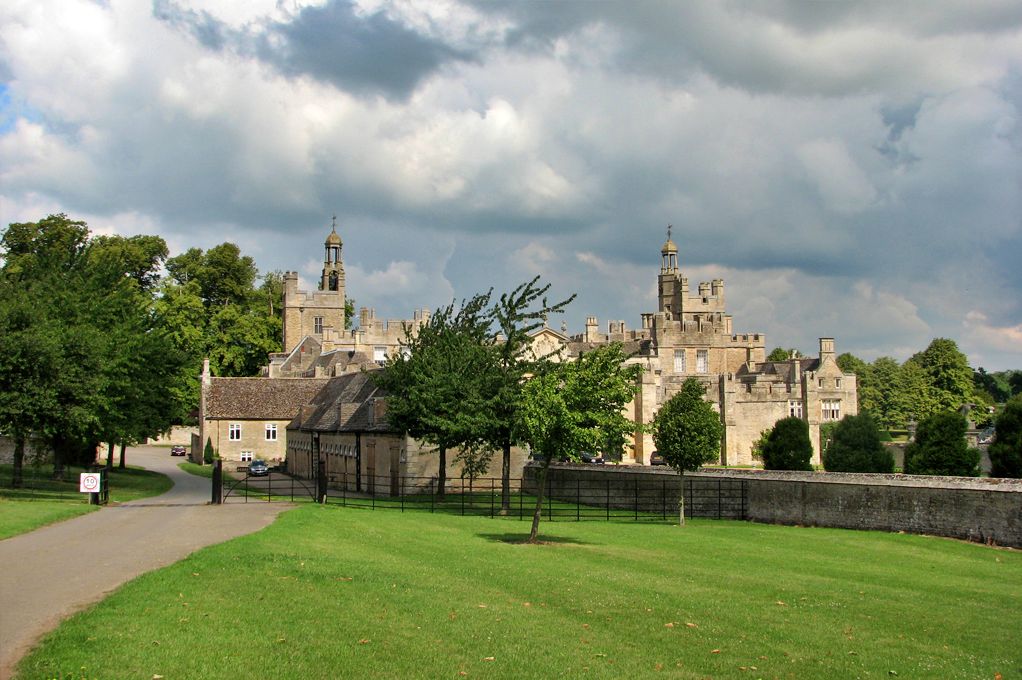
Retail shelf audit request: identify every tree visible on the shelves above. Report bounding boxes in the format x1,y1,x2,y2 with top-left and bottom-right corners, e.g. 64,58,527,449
988,395,1022,478
974,367,1011,404
761,417,813,471
516,344,641,542
1,215,186,478
485,277,575,514
910,339,974,413
903,411,979,477
768,347,801,362
822,413,894,473
651,378,723,472
204,437,215,464
373,294,494,499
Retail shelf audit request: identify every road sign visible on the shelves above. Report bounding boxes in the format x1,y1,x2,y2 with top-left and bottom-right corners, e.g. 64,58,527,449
80,473,102,493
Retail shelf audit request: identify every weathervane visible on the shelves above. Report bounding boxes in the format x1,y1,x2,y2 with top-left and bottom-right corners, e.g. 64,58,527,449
331,214,338,231
667,223,672,241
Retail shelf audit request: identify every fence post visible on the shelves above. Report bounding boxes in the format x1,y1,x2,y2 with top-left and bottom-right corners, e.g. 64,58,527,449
211,460,222,504
317,460,327,504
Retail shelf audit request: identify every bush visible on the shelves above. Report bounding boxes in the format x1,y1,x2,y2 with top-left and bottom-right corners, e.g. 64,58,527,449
823,413,894,473
903,411,979,477
989,395,1022,478
203,437,214,465
761,417,813,471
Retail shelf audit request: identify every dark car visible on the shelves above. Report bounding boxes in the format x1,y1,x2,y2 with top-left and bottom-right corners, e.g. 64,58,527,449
649,451,667,466
579,453,605,465
170,445,187,457
248,460,269,476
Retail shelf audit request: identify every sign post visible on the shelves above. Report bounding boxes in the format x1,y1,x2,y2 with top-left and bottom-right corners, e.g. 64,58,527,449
80,472,103,505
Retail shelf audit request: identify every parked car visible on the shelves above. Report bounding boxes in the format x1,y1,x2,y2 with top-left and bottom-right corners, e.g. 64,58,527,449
248,460,269,476
579,453,605,465
170,445,187,457
649,451,667,466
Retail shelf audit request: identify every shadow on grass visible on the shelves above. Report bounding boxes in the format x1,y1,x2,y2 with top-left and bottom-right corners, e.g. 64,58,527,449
477,532,597,546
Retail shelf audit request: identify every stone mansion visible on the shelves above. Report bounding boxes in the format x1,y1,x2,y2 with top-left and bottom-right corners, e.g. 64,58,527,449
198,223,857,471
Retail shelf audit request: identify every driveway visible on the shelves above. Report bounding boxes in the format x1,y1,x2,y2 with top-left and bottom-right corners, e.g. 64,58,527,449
0,446,291,679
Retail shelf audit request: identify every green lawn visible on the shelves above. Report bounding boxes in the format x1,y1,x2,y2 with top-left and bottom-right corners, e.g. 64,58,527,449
0,465,173,539
16,506,1021,679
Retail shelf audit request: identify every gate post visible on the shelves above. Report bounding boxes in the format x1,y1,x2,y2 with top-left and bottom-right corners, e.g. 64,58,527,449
317,459,327,503
211,459,223,504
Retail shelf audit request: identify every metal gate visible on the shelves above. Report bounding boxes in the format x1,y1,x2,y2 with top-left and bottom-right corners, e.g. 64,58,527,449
211,460,318,504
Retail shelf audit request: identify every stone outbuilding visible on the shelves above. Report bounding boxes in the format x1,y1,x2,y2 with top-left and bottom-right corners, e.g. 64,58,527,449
285,370,528,493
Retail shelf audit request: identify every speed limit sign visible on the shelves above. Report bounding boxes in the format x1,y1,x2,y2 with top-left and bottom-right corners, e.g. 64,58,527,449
80,473,102,493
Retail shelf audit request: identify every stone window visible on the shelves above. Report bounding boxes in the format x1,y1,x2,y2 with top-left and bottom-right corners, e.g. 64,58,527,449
696,349,708,373
836,378,842,388
240,451,253,462
229,423,241,441
265,423,277,441
314,316,324,334
374,346,387,364
822,399,841,421
789,400,803,418
673,349,686,373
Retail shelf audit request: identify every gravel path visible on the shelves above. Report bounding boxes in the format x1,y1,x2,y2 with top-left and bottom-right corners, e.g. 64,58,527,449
0,446,291,679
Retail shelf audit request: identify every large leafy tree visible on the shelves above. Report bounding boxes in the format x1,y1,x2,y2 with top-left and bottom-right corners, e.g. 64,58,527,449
822,413,894,473
988,395,1022,478
761,417,814,471
652,378,723,472
485,277,575,514
904,411,979,477
156,243,284,415
517,343,641,542
1,215,185,479
909,338,974,414
372,293,495,498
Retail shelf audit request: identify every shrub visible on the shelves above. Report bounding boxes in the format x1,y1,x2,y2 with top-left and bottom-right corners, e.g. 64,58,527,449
823,413,894,473
903,411,979,477
761,417,813,471
203,437,214,465
988,395,1022,478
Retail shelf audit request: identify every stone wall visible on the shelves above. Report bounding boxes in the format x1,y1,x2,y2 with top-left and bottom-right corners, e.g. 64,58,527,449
523,464,1022,547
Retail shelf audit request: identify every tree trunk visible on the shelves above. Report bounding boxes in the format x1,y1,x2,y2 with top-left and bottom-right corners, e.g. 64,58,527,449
106,441,115,470
678,471,686,526
437,445,447,500
527,456,551,543
12,435,25,489
499,437,511,515
118,441,127,469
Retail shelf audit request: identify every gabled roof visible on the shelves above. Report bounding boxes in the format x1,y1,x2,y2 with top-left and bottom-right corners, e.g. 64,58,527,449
206,377,331,420
287,370,395,434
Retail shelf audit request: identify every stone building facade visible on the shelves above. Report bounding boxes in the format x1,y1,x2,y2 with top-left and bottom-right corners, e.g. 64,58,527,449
540,231,858,466
204,221,857,471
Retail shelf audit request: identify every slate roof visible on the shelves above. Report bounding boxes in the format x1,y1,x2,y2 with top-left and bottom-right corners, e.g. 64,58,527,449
206,377,331,420
287,370,395,434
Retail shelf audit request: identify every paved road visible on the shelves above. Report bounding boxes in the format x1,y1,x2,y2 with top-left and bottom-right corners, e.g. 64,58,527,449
0,446,291,679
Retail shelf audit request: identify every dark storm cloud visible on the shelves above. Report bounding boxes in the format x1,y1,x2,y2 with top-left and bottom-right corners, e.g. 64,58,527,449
153,0,471,100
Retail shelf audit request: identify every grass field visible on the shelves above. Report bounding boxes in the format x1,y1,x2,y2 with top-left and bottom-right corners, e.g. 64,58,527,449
0,464,173,539
15,505,1021,679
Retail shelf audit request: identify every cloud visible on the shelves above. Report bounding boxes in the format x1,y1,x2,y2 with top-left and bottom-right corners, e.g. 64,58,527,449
2,0,1021,369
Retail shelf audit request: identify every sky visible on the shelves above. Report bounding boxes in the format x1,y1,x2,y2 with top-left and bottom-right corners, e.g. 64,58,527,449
2,0,1021,370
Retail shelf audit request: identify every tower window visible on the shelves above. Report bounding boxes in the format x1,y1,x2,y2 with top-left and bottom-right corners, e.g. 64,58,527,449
696,350,708,373
374,346,387,364
789,400,803,418
822,399,841,421
314,317,324,334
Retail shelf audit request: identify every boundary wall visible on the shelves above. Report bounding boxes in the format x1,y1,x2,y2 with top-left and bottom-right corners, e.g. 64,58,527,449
525,464,1022,547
